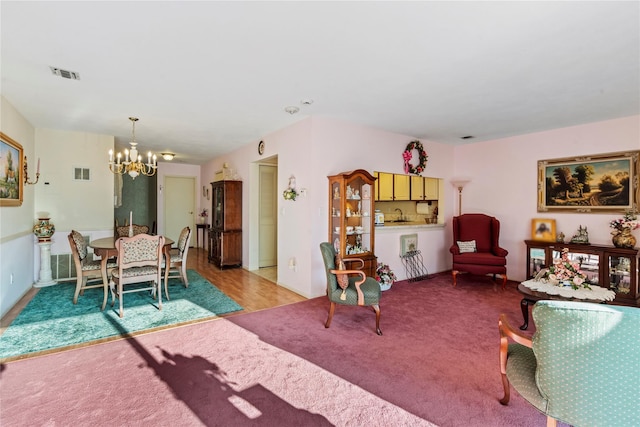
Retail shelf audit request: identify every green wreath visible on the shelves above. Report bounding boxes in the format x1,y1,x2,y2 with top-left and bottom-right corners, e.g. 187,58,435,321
403,140,428,175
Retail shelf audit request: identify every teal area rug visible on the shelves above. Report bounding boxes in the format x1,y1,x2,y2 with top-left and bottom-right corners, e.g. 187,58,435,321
0,270,242,359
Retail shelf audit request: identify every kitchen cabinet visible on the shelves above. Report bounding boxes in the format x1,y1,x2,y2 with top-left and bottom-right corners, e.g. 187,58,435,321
410,176,424,200
328,170,377,277
393,174,410,200
375,172,393,201
524,240,639,307
410,176,439,201
209,180,242,268
424,177,439,200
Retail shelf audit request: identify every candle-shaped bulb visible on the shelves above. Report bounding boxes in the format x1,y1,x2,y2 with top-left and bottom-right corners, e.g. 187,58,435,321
147,151,151,164
109,149,113,162
152,154,157,166
124,149,129,162
117,152,122,164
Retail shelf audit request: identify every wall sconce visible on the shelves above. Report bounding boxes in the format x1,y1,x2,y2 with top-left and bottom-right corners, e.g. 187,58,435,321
24,156,40,185
451,178,471,216
202,186,210,200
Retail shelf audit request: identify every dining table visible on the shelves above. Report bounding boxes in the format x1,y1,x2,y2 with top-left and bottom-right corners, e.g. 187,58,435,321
89,236,174,294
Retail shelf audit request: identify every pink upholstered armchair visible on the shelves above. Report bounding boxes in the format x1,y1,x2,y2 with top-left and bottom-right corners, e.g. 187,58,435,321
449,213,508,288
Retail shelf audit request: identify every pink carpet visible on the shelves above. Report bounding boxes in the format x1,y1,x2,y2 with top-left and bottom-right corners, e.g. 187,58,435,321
0,273,565,426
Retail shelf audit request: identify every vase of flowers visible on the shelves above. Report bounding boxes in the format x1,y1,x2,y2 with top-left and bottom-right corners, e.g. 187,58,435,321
375,262,397,291
610,210,638,249
542,248,590,290
198,208,208,224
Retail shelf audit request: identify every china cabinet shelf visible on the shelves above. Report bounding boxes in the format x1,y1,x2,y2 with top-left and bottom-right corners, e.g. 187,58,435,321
524,240,639,307
328,170,377,277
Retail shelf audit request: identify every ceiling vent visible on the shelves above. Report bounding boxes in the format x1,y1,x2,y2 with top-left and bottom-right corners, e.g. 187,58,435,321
49,66,80,80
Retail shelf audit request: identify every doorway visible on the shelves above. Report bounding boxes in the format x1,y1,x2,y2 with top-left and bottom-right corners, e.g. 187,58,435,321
114,174,157,230
258,164,277,267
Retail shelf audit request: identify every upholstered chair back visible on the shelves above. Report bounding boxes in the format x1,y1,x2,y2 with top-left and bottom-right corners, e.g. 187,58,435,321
453,213,500,254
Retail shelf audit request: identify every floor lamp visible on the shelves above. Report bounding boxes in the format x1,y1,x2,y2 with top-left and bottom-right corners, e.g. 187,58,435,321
451,179,470,216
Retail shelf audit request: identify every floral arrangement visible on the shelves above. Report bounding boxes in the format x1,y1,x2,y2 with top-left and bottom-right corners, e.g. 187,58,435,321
283,175,298,201
542,248,590,290
403,140,428,175
283,188,298,201
375,262,397,285
609,210,639,234
199,208,208,218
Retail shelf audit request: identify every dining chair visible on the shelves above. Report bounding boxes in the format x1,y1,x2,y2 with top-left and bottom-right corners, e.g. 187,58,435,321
115,224,150,238
68,230,117,310
163,226,192,299
110,234,165,318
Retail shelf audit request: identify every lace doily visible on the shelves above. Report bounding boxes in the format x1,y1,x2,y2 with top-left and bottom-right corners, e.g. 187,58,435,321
521,279,616,301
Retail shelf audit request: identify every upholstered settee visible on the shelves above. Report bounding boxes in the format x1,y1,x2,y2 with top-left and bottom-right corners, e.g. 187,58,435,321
499,300,640,427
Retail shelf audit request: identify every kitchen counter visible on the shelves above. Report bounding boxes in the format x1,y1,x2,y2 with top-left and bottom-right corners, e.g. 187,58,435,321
375,222,445,232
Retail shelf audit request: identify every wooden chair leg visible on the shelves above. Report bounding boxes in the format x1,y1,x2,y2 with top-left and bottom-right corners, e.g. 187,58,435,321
546,416,558,427
73,276,83,304
181,263,189,288
118,282,124,318
101,281,108,311
325,302,336,328
452,270,458,287
499,373,510,405
164,265,170,300
501,274,508,290
372,304,382,335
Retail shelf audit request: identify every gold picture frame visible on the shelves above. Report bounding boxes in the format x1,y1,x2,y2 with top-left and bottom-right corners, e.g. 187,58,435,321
0,132,24,206
538,150,639,213
531,218,556,242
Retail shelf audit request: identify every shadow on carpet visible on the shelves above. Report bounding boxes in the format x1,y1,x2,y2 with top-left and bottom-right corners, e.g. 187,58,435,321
0,270,242,360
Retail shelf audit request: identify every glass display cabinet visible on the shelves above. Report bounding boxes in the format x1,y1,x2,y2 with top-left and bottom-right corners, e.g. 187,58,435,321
524,240,639,307
328,170,377,277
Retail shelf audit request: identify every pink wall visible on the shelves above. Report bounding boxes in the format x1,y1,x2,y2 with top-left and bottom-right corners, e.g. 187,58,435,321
455,115,639,281
202,114,638,297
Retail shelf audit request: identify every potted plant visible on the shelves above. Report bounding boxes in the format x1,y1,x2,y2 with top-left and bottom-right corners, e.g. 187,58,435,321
198,208,208,224
609,209,638,249
375,262,397,291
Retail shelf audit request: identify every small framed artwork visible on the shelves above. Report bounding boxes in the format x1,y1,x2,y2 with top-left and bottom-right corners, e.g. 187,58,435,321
531,218,556,242
0,132,24,206
400,233,418,256
537,150,639,213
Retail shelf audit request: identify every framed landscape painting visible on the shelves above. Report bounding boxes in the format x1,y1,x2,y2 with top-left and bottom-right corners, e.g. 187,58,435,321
538,150,639,213
0,132,24,206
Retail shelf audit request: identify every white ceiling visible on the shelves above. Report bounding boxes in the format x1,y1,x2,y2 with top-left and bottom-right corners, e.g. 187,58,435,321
2,1,638,165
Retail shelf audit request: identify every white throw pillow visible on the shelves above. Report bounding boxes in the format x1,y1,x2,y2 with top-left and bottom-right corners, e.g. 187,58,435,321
457,240,477,253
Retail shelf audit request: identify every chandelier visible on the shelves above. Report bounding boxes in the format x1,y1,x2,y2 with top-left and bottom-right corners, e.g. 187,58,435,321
108,117,157,179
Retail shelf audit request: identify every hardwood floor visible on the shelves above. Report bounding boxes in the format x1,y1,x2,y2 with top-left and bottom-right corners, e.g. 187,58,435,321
187,248,306,312
0,247,307,334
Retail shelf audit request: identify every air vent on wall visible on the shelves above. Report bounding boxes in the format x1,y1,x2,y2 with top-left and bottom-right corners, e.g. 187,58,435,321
49,66,80,80
74,167,90,181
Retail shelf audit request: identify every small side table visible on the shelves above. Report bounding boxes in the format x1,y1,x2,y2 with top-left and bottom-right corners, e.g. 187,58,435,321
196,223,209,250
